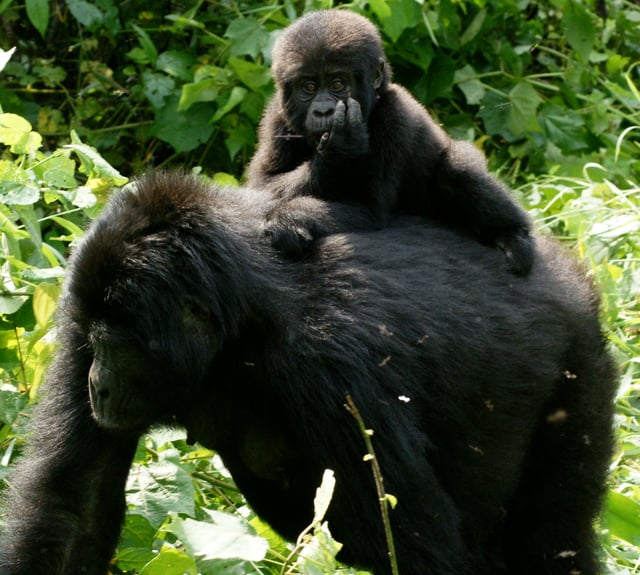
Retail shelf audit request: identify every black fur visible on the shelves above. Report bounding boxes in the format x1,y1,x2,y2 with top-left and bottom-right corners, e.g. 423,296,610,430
0,172,617,575
248,9,534,274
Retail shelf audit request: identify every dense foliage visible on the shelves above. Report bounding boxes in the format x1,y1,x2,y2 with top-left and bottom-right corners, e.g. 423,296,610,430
0,0,638,573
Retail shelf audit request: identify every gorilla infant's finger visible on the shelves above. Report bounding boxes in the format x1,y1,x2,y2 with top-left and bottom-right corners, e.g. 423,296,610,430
317,132,330,153
346,97,363,126
333,100,346,128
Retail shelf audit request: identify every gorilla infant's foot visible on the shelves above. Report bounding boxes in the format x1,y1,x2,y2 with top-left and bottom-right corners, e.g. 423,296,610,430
264,222,315,260
495,230,535,275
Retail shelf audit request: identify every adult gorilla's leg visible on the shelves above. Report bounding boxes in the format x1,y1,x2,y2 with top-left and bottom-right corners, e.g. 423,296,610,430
503,347,616,575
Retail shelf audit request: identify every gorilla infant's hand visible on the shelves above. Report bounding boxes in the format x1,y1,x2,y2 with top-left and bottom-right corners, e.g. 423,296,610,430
317,98,369,159
494,228,535,276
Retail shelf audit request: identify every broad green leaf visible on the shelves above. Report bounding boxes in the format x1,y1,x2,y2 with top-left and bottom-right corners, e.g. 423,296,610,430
168,510,268,562
603,491,640,545
0,292,29,315
211,86,247,123
507,81,542,136
151,97,215,153
478,92,516,142
540,104,588,153
223,121,254,161
0,113,33,145
227,57,271,92
142,70,175,109
454,65,485,106
66,0,104,28
179,80,220,111
425,55,455,103
459,8,486,46
131,23,158,65
33,153,76,188
225,18,270,59
156,51,195,82
126,454,196,528
2,183,40,205
32,283,60,327
26,0,49,38
368,0,391,20
65,131,128,184
563,0,595,62
295,522,342,575
139,544,196,575
379,0,420,43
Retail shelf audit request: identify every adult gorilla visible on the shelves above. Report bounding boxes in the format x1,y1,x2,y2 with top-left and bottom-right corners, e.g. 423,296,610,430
0,172,616,575
248,9,534,274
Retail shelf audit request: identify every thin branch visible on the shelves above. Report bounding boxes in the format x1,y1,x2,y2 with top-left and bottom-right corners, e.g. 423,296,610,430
344,393,399,575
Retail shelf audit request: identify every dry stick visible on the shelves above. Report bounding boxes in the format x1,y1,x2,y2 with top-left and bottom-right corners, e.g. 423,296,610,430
344,393,400,575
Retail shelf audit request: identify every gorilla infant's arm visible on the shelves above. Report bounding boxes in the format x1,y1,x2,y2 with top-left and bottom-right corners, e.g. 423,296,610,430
248,9,533,274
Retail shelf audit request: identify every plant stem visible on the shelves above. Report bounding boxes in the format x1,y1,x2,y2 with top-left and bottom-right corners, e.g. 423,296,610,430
345,393,400,575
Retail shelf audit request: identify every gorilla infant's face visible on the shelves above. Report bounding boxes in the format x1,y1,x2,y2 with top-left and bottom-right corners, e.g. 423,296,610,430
293,67,354,138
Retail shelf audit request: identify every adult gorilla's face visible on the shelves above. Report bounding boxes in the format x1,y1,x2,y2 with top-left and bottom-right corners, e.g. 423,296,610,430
85,294,214,434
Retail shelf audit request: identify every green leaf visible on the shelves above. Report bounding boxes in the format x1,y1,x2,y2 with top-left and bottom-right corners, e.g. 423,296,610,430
168,510,268,562
26,0,49,38
142,70,175,109
563,0,596,62
295,522,342,575
424,55,455,103
151,97,215,153
0,113,42,154
2,183,40,205
65,131,128,184
179,80,219,112
211,86,247,123
131,23,158,66
508,81,542,136
368,0,391,21
126,454,196,529
138,544,196,575
454,65,485,106
156,51,195,82
603,491,640,545
0,293,29,315
227,57,271,92
379,0,420,43
225,18,270,59
459,8,486,46
65,0,103,28
32,283,60,327
540,104,588,153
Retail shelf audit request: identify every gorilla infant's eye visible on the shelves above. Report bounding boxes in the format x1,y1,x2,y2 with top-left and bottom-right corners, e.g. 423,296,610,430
330,78,346,91
302,80,317,94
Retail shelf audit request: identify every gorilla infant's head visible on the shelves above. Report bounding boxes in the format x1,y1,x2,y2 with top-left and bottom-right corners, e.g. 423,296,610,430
271,10,390,141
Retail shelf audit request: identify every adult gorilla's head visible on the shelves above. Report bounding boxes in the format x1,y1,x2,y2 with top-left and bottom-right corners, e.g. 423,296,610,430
271,10,390,142
67,173,257,434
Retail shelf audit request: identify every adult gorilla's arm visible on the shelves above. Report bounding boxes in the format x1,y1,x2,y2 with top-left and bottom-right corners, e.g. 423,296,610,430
0,319,138,575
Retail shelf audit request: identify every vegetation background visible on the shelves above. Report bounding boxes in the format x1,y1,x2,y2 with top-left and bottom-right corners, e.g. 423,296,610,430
0,0,638,573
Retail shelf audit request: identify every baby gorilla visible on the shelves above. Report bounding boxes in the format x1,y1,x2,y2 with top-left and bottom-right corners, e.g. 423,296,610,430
248,9,534,274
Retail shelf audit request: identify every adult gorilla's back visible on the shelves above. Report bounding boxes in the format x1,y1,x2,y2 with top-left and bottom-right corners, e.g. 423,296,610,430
0,172,616,575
